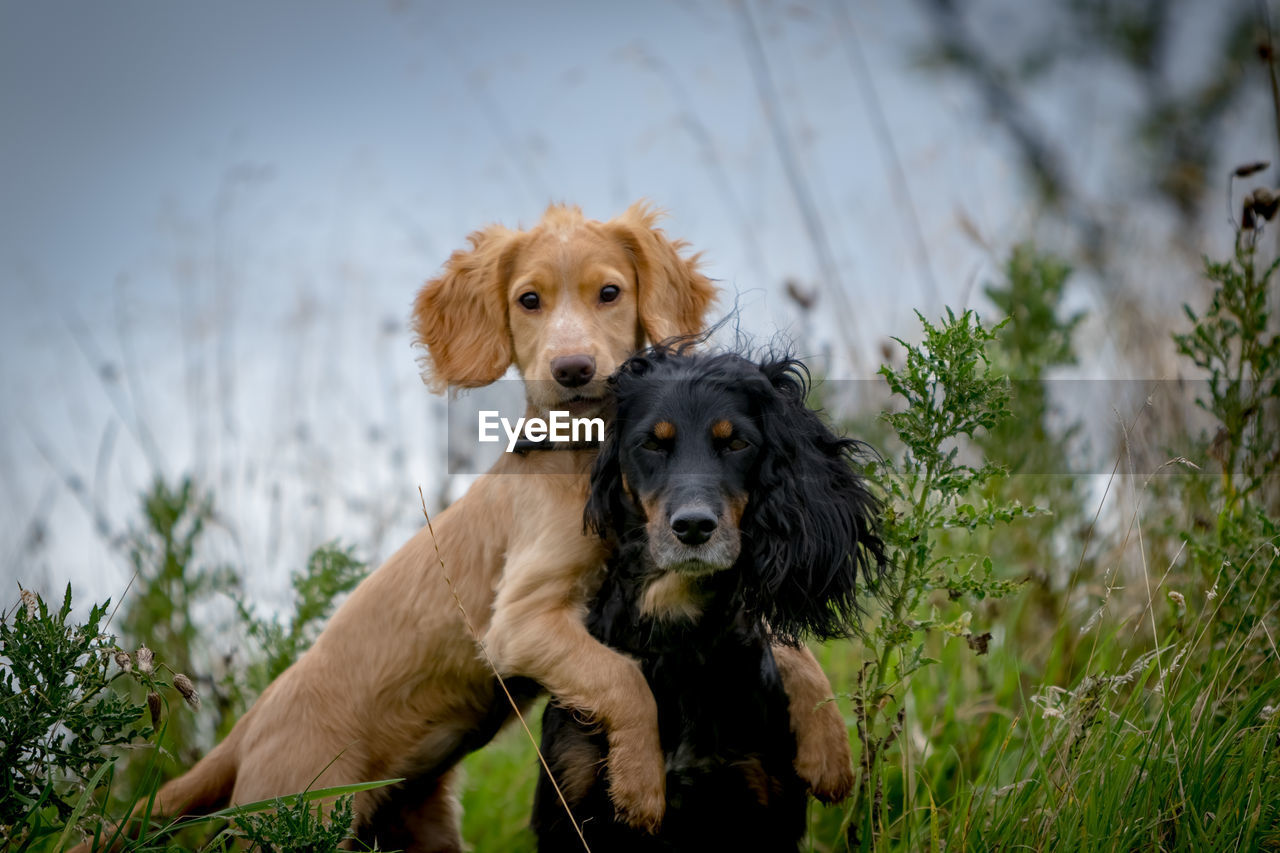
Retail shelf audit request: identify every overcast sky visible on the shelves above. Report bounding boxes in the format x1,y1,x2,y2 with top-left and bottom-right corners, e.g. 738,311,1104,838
0,1,1082,608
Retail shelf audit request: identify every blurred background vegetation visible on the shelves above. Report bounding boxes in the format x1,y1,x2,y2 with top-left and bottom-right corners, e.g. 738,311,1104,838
2,0,1279,850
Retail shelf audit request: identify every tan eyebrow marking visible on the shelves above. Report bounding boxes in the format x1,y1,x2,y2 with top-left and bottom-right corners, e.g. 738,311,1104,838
654,420,676,440
711,419,733,440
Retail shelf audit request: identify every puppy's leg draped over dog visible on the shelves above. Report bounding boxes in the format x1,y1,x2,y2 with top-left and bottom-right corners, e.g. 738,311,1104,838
773,643,855,802
485,491,665,831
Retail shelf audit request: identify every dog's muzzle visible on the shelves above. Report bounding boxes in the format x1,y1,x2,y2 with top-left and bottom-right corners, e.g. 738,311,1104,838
647,499,740,574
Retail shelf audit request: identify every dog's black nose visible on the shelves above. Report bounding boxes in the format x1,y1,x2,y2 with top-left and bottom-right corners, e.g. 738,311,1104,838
551,354,596,388
671,508,717,546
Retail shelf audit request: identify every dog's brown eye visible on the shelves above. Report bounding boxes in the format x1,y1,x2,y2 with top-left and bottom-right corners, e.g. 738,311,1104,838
518,292,541,311
599,284,620,303
726,437,750,452
641,437,664,452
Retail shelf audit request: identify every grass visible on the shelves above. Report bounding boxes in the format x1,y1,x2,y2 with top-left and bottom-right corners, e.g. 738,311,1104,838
458,704,545,853
450,448,1280,852
8,467,1274,852
446,572,1279,852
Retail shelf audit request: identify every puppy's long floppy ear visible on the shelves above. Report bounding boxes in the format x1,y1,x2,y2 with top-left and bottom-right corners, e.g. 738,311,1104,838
742,358,886,643
606,201,716,344
412,225,522,392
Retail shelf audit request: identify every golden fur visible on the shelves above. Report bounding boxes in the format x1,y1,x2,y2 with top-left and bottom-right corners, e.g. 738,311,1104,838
77,203,851,853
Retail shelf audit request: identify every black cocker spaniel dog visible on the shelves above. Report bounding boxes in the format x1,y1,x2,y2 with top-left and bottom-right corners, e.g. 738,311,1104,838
532,344,886,852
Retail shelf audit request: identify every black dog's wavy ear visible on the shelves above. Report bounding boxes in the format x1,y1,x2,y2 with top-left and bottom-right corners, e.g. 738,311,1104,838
584,423,624,539
742,358,886,643
585,347,663,537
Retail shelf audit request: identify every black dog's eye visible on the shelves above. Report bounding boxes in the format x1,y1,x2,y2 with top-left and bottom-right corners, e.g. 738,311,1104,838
641,432,676,452
599,284,620,303
725,437,751,452
518,292,541,311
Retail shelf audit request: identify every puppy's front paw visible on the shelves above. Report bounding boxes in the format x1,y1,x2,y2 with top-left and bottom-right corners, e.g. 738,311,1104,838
605,739,666,832
794,705,855,803
797,745,854,804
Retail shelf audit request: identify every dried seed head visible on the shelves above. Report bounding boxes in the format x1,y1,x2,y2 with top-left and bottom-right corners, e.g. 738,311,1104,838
147,691,162,729
1251,187,1279,222
173,673,200,711
1254,188,1274,220
1234,161,1269,178
114,650,132,673
965,631,992,655
1262,705,1276,722
1167,590,1186,609
783,279,817,311
1242,187,1280,229
1080,602,1106,634
19,588,38,620
136,646,155,676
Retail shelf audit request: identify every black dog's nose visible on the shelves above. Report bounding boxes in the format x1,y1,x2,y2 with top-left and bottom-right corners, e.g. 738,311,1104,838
671,508,717,546
550,354,596,388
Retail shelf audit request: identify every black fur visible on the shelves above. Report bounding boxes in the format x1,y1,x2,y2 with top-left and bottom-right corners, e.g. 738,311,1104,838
532,345,885,851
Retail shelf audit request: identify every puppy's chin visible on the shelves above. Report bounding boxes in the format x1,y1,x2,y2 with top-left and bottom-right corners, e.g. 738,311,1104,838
524,381,612,420
559,393,609,420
